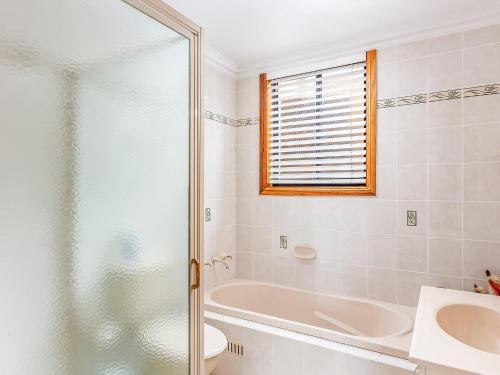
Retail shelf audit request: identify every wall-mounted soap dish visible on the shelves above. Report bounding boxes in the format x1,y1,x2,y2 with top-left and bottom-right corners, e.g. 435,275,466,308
294,245,316,260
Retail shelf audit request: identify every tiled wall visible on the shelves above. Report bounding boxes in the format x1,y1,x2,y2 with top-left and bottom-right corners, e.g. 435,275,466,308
230,24,500,306
204,63,238,289
205,313,419,375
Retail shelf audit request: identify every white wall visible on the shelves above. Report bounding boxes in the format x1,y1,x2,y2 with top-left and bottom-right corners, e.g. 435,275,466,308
203,63,238,289
204,23,500,307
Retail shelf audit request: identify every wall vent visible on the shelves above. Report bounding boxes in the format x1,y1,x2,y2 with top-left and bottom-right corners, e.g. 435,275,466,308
226,341,244,356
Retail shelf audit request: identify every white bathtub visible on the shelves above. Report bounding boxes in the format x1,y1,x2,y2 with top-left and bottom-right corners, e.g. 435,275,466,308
205,280,416,359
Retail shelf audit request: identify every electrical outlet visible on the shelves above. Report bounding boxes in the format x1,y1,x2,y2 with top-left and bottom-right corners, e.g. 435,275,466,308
407,210,417,226
205,208,211,222
280,235,288,249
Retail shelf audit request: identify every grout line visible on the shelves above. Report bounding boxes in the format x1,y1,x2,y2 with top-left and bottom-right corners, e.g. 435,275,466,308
425,39,430,289
461,31,465,291
394,47,400,305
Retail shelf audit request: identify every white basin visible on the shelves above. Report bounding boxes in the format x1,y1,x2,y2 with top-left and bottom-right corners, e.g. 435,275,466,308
436,304,500,355
410,287,500,375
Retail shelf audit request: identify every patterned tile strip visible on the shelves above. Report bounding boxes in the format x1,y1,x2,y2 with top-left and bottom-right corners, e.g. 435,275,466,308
204,110,236,127
204,109,260,127
206,83,499,124
235,117,260,127
377,83,498,109
463,83,499,98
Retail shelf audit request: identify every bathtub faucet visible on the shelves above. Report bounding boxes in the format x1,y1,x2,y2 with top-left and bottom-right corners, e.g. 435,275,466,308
211,253,233,269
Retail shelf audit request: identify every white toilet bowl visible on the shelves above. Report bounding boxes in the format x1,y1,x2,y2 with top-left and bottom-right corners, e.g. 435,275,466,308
204,323,227,375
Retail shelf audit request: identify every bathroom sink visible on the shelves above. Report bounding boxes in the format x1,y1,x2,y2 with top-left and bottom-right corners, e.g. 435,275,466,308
410,287,500,375
436,304,500,355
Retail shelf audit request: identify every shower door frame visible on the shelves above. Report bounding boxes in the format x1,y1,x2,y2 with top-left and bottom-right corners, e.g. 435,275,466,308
122,1,204,374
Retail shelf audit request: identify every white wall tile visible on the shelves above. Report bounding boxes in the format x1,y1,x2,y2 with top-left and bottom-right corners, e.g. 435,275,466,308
428,201,462,239
396,129,428,165
428,51,462,92
236,251,254,279
463,240,500,279
397,235,428,272
367,234,396,268
272,256,294,286
376,166,396,199
254,254,273,282
367,200,396,234
429,125,462,164
254,225,272,254
396,103,427,130
272,336,302,375
397,40,427,61
429,164,462,201
341,231,367,265
428,33,462,54
378,63,396,99
254,196,273,226
429,237,462,277
378,107,396,133
463,202,500,241
428,99,462,128
463,44,500,86
463,24,500,47
463,94,500,125
367,267,397,303
316,230,342,261
396,58,427,96
463,123,500,162
341,199,367,232
397,201,428,236
315,199,342,230
302,343,339,375
342,264,367,297
294,198,317,228
272,226,295,256
272,198,295,226
377,131,396,166
397,165,427,201
464,162,500,201
397,271,428,306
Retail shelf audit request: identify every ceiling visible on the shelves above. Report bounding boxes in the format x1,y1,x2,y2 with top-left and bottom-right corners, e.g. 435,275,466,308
165,0,500,72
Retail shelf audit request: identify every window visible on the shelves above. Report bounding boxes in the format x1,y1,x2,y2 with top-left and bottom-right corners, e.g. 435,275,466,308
259,50,377,196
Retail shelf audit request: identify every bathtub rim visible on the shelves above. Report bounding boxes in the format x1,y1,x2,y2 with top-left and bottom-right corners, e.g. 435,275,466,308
205,310,420,374
205,279,416,359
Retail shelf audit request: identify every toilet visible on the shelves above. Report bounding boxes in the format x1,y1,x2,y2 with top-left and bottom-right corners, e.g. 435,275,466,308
204,323,227,374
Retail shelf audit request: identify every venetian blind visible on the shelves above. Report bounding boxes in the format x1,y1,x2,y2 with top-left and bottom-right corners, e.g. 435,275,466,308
267,60,367,186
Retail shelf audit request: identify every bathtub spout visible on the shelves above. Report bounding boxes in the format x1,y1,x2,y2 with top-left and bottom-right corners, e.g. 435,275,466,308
212,254,233,269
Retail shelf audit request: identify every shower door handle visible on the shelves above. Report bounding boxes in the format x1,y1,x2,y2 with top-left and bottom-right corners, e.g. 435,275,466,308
191,258,200,290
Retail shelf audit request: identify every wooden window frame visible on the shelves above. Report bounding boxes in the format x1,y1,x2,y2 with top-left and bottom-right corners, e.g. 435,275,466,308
259,50,377,196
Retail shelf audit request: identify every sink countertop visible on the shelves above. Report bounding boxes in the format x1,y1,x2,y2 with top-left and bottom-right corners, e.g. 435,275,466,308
410,286,500,375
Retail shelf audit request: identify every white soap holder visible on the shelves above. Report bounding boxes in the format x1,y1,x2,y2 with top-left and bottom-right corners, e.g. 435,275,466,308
294,245,316,260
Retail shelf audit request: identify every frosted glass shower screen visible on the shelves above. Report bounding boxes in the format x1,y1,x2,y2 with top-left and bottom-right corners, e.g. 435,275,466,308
0,1,197,374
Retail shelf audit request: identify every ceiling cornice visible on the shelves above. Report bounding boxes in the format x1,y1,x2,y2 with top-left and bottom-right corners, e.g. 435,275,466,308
205,12,500,79
205,45,238,78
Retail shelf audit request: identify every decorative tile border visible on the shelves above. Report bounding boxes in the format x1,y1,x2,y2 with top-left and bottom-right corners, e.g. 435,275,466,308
377,83,498,109
205,110,259,127
396,94,427,107
206,83,499,124
463,84,499,98
428,88,462,103
204,110,236,127
235,117,260,127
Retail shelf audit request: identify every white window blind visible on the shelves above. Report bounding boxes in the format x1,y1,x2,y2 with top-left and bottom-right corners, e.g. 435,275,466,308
267,60,367,186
